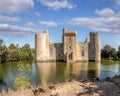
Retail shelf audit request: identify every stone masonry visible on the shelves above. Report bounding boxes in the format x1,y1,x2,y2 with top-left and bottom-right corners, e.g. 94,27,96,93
35,29,101,63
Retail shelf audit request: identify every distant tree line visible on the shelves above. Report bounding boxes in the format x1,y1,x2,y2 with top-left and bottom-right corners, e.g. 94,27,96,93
0,39,35,63
1,38,120,63
101,44,120,60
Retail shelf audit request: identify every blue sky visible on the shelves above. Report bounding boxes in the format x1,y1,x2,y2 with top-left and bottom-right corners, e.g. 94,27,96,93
0,0,120,49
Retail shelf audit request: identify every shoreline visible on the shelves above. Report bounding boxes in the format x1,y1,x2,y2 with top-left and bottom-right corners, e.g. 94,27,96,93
0,76,120,96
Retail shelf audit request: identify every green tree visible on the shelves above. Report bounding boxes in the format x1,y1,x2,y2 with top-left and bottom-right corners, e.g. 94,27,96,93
0,40,35,63
110,48,117,58
21,43,34,60
0,39,8,63
9,43,17,49
0,39,3,45
8,49,20,61
101,45,111,58
117,46,120,59
101,45,117,59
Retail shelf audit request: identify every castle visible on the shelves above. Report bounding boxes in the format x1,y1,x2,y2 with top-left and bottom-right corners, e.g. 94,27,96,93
35,29,101,63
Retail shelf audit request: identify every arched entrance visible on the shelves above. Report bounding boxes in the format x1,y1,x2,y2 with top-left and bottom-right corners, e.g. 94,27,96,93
69,52,73,60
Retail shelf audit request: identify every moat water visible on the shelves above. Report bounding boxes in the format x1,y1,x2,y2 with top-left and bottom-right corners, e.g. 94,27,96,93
0,60,120,89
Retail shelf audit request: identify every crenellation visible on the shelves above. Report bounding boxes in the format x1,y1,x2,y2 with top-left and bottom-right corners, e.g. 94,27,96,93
35,29,101,63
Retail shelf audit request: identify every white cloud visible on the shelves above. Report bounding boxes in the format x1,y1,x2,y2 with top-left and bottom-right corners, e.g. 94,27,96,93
39,0,75,10
95,8,115,17
0,15,21,22
0,0,34,14
39,21,59,27
0,24,39,36
69,8,120,34
27,22,35,26
114,0,120,6
13,32,27,37
34,12,40,16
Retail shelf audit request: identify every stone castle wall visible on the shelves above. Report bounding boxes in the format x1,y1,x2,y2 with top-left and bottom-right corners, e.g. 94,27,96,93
54,43,64,61
76,42,88,62
50,43,56,61
35,29,101,62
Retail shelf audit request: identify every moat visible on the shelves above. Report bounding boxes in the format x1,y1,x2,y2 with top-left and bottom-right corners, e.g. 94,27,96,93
0,60,120,89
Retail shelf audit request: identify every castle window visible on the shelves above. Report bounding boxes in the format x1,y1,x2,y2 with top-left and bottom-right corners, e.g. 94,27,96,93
82,50,84,56
40,51,42,54
69,46,71,49
96,45,98,48
69,53,73,60
58,54,61,57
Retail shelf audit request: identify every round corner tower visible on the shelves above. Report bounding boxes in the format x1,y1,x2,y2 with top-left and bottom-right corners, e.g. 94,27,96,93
35,34,41,61
89,32,101,62
35,31,50,62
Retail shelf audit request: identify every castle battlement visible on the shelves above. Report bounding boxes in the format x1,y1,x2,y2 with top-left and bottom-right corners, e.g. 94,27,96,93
63,28,77,36
35,29,101,63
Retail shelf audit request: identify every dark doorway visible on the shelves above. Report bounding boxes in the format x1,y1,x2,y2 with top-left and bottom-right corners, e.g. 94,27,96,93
69,53,73,60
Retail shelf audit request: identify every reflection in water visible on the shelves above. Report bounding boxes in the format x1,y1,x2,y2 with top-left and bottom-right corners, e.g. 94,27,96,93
65,62,88,81
2,62,18,88
65,62,101,81
0,60,120,89
36,62,56,89
88,62,101,80
101,60,120,79
95,62,101,78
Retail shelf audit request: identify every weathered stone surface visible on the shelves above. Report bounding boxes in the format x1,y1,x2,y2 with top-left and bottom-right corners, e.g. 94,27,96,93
35,29,101,63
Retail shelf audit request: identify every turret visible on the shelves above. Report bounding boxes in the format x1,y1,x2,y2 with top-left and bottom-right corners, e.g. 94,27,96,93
35,31,50,62
89,32,101,62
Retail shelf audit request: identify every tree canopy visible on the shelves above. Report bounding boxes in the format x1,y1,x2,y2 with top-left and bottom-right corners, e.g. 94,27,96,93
101,44,118,59
0,39,35,63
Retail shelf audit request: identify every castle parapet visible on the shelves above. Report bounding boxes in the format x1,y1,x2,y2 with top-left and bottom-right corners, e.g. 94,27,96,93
63,28,77,36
